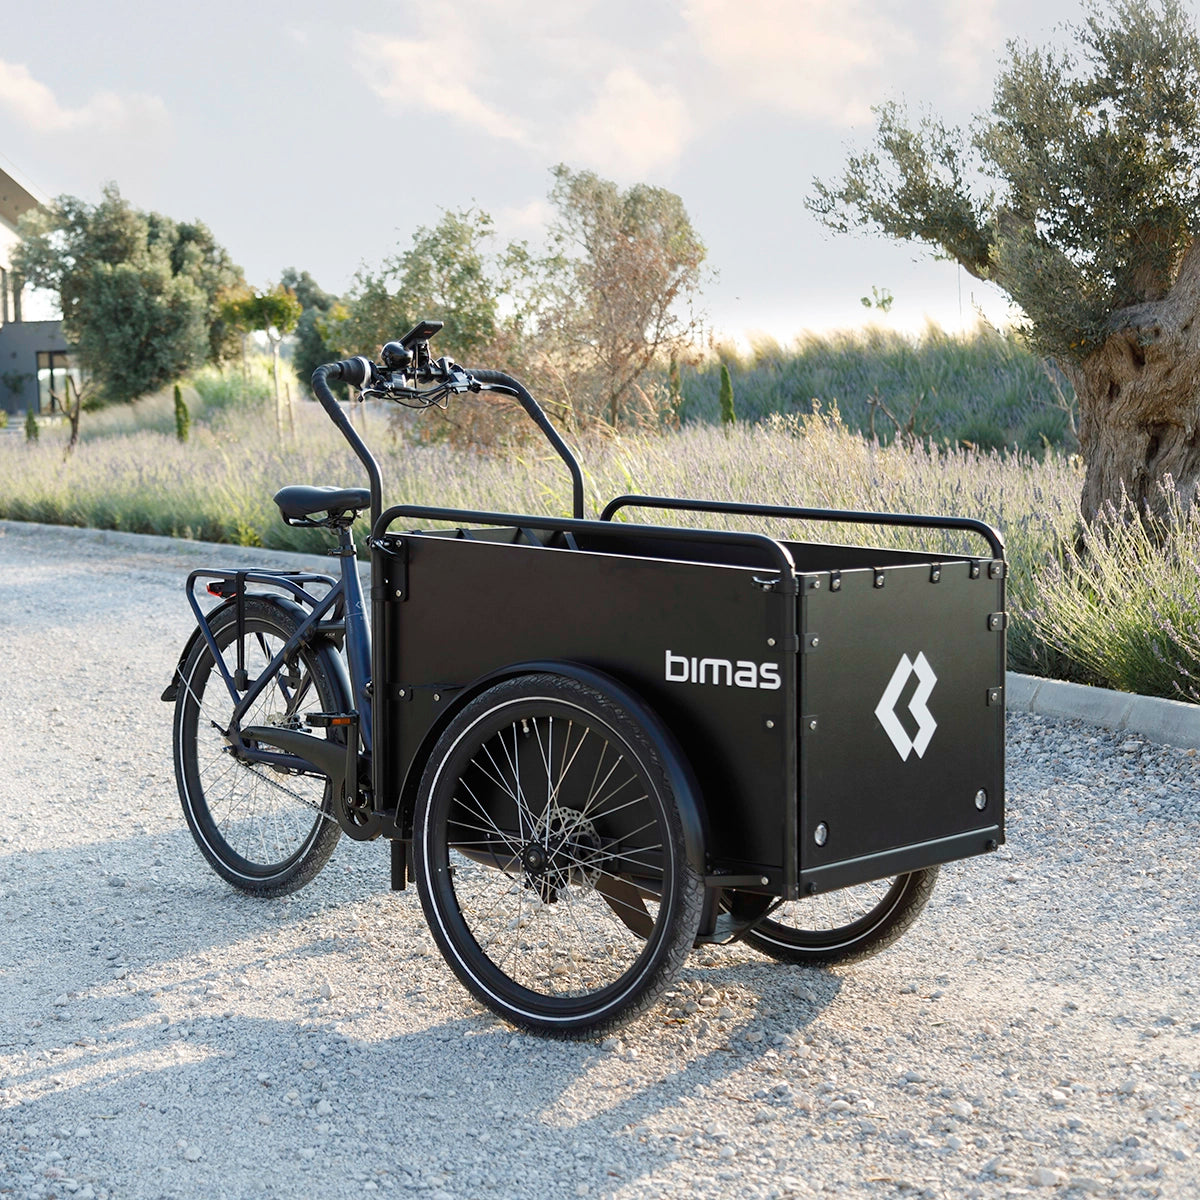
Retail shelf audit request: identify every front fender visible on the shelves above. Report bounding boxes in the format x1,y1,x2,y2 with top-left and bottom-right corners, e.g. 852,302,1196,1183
396,659,709,874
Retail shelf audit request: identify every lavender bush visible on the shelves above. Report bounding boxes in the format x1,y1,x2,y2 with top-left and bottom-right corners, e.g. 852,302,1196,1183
3,392,1197,701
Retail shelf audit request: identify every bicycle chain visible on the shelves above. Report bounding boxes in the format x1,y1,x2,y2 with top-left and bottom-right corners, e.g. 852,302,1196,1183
239,762,336,823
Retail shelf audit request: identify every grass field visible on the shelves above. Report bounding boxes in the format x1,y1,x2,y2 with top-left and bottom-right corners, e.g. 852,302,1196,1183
679,322,1076,455
3,333,1197,702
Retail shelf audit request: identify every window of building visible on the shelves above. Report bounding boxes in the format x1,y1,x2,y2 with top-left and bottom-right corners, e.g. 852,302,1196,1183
36,351,82,414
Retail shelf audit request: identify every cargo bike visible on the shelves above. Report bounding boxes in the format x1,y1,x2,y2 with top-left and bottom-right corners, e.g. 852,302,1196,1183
164,321,1007,1036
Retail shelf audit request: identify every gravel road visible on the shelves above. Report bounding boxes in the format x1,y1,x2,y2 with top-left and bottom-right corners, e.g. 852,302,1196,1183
1,520,1198,1200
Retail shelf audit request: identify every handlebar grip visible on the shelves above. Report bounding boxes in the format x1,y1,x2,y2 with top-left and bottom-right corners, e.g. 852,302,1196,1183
325,357,375,388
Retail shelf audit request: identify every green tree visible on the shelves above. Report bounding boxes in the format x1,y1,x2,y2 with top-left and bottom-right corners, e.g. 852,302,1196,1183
13,185,244,413
334,209,501,364
24,408,37,442
809,0,1200,523
718,361,736,428
539,165,706,427
279,268,342,388
221,285,304,437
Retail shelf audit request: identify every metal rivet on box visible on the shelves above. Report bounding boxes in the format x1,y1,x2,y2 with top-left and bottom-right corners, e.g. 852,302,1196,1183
432,693,441,703
765,719,775,730
767,637,776,647
808,718,818,731
814,823,828,847
975,789,988,810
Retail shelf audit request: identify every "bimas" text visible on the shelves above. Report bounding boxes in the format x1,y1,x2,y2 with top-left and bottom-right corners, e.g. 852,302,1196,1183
664,650,781,690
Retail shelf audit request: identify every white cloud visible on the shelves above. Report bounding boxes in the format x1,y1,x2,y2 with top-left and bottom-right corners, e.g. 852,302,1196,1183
938,0,1005,102
495,198,555,237
0,59,167,137
355,33,529,144
681,0,915,125
567,68,692,178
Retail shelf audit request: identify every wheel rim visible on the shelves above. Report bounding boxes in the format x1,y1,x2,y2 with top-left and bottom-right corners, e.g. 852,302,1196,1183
753,876,909,952
180,620,333,878
423,697,677,1021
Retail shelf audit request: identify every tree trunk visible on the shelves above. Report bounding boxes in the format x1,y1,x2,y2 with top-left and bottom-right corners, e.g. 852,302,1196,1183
270,339,284,442
1072,239,1200,525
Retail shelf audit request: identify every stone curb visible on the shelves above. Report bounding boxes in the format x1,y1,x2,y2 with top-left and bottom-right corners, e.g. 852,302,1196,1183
5,520,1199,750
1006,671,1200,750
0,518,344,575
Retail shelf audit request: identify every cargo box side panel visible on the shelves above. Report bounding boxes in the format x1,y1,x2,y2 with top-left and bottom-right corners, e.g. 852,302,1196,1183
384,535,798,882
799,560,1004,892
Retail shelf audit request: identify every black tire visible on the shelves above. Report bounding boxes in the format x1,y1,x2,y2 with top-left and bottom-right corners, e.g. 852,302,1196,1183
172,596,343,896
412,673,704,1037
740,867,939,965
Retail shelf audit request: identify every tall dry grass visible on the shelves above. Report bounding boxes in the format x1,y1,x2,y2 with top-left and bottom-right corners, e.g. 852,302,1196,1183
4,383,1198,700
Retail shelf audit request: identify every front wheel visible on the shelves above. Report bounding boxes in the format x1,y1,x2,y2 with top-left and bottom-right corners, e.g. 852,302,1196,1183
172,596,344,896
740,868,939,965
412,673,704,1037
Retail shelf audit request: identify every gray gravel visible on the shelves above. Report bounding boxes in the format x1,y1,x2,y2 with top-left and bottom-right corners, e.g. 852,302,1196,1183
1,520,1198,1200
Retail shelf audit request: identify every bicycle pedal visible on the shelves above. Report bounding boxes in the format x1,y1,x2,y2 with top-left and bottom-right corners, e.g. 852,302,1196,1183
305,712,358,728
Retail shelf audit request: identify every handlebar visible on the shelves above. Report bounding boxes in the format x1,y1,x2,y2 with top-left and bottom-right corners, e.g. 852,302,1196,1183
311,322,585,527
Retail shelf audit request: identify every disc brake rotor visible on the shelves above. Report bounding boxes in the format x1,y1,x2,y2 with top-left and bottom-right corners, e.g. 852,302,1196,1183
523,807,601,900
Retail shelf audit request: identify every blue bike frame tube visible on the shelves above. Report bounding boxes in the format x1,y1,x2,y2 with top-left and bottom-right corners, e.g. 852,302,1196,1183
340,547,373,750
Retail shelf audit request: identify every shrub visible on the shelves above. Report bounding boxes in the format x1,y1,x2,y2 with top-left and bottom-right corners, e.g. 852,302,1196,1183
174,383,190,443
718,361,735,427
24,409,37,442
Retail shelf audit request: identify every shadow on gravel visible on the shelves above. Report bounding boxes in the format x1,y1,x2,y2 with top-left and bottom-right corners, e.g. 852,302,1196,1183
3,817,846,1198
2,994,830,1199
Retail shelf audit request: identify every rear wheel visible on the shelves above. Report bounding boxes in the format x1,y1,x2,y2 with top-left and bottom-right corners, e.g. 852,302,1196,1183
172,597,343,896
740,868,939,965
413,674,704,1036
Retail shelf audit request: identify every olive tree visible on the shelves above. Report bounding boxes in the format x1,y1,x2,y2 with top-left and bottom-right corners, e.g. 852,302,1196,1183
539,165,706,428
809,0,1200,523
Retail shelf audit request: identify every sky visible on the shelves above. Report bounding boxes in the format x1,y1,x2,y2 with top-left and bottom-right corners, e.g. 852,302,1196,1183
0,0,1125,342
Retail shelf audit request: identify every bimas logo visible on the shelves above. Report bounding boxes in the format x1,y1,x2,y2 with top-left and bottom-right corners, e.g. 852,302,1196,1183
665,650,781,690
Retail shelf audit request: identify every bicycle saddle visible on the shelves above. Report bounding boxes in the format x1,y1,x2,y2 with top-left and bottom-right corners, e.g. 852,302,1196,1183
273,485,370,520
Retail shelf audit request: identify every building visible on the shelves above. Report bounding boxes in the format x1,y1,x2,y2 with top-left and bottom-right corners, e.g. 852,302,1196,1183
0,162,71,417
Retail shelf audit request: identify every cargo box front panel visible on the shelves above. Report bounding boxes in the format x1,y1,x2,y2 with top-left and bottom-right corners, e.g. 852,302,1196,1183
798,559,1005,892
381,533,799,884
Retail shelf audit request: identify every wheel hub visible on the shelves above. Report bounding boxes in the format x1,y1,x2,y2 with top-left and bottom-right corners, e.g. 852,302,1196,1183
521,808,601,902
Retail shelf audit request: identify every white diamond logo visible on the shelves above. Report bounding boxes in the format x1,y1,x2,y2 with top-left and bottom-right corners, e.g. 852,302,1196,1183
874,652,938,761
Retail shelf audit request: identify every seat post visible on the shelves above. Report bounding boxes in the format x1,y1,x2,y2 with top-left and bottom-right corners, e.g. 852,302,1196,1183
335,523,357,558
